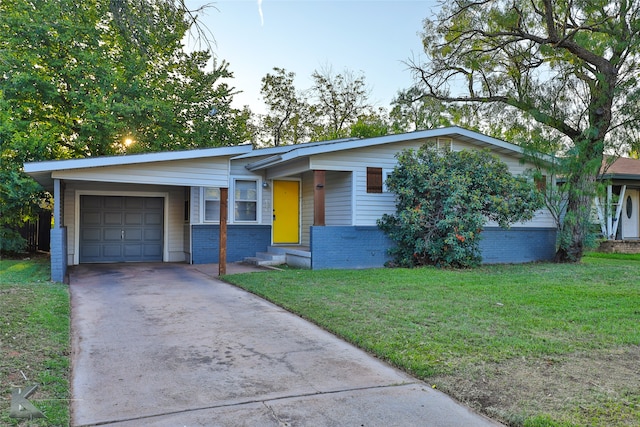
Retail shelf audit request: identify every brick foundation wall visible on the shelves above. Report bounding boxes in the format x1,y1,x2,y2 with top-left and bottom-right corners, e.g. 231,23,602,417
310,226,393,269
191,225,271,264
309,226,557,270
597,240,640,254
478,227,557,264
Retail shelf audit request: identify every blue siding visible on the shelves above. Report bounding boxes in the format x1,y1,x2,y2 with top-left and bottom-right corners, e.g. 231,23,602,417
310,226,557,270
478,227,557,264
310,226,393,269
191,225,271,264
50,227,67,282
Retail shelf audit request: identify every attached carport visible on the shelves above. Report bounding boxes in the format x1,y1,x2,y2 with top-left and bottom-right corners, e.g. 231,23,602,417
24,145,252,282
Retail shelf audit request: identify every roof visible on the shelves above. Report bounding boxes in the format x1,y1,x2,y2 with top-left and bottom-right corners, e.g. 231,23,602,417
244,126,531,171
24,144,253,189
23,127,547,190
600,156,640,182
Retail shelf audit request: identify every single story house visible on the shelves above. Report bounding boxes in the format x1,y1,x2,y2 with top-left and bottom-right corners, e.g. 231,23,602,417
595,156,640,240
24,127,558,282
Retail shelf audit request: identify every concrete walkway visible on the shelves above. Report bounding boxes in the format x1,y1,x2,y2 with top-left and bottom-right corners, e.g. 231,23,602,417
69,263,501,427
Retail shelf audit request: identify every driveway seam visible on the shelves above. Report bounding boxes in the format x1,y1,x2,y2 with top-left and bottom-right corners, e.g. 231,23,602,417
73,382,421,427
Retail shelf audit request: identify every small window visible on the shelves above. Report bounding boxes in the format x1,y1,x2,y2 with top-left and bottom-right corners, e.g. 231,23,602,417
626,195,633,219
235,180,258,221
437,137,452,152
534,175,547,192
204,187,220,222
383,169,394,193
367,167,383,193
426,138,452,152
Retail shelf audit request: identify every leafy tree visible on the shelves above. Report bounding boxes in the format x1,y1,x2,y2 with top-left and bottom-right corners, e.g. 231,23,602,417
410,0,640,262
378,146,543,268
258,68,310,146
390,86,450,132
0,0,249,252
349,108,390,138
309,67,373,140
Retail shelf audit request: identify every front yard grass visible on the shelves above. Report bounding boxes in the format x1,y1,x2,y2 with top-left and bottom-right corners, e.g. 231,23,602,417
224,253,640,427
0,256,69,426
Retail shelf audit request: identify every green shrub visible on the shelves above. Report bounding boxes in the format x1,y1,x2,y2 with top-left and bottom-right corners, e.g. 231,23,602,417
378,146,544,268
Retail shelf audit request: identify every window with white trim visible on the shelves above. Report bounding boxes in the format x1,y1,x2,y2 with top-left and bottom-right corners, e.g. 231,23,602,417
234,179,258,222
383,169,394,193
203,187,220,222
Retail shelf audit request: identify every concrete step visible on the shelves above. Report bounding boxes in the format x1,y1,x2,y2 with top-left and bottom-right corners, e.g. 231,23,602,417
255,252,286,263
243,254,286,266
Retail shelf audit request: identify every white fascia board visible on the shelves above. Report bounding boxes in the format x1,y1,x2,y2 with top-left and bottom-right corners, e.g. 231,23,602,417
266,127,531,165
23,144,253,173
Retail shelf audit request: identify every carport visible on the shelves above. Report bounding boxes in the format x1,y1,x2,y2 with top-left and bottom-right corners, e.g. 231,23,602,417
23,145,252,282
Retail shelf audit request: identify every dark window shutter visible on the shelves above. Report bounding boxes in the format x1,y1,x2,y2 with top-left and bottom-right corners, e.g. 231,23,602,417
367,167,383,193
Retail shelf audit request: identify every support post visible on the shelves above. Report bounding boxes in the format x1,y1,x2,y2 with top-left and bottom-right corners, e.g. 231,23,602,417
607,184,613,238
611,185,626,239
313,170,325,226
218,188,228,276
50,179,67,282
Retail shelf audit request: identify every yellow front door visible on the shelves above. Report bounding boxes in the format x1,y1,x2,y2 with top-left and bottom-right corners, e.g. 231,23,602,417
273,180,300,244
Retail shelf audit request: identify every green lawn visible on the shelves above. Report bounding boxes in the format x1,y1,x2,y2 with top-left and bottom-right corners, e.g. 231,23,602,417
224,253,640,427
0,257,69,427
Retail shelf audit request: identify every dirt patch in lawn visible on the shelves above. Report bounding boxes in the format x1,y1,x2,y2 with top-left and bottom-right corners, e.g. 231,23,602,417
432,346,640,426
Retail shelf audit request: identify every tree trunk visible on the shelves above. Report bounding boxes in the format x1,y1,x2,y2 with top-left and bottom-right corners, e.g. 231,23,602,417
554,138,603,263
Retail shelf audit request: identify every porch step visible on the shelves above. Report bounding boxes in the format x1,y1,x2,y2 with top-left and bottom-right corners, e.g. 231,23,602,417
243,246,311,269
243,251,286,267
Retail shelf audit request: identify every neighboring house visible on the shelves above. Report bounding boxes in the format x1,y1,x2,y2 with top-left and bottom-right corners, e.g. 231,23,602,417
24,127,557,282
594,156,640,240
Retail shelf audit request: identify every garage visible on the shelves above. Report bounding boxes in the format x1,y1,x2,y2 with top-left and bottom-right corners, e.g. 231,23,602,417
80,196,164,263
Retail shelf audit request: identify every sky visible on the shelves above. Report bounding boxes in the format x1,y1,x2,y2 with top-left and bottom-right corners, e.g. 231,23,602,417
185,0,439,114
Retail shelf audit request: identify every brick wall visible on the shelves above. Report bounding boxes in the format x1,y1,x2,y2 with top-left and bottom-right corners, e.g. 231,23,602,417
310,226,393,269
478,227,557,264
50,227,67,282
309,225,557,270
191,225,271,264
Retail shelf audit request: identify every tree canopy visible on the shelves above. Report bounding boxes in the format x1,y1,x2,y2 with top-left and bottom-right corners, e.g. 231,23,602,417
255,66,380,146
0,0,250,252
411,0,640,262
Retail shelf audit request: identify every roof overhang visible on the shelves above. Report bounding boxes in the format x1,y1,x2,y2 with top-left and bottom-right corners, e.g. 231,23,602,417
24,144,253,191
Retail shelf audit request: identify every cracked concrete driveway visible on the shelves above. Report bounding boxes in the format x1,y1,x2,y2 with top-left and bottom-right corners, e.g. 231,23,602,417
70,263,500,427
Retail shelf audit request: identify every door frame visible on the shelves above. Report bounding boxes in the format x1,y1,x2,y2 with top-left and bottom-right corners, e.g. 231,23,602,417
272,179,301,244
621,188,640,239
74,190,169,265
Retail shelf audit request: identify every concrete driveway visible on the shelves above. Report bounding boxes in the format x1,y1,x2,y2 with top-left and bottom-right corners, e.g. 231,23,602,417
70,263,500,427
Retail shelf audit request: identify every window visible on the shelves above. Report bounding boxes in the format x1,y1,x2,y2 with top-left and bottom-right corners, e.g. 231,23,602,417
534,175,547,192
235,180,258,221
204,187,220,222
382,169,394,193
427,138,453,152
367,167,383,193
437,137,453,151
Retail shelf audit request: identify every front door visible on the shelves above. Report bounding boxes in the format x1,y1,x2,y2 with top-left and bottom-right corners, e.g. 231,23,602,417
621,189,639,239
273,180,300,244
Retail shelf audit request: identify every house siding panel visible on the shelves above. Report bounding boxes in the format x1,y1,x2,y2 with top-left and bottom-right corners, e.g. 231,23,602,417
191,224,271,264
53,158,231,187
325,171,352,225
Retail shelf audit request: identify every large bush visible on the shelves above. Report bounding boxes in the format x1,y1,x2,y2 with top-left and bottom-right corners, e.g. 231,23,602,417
378,146,544,268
